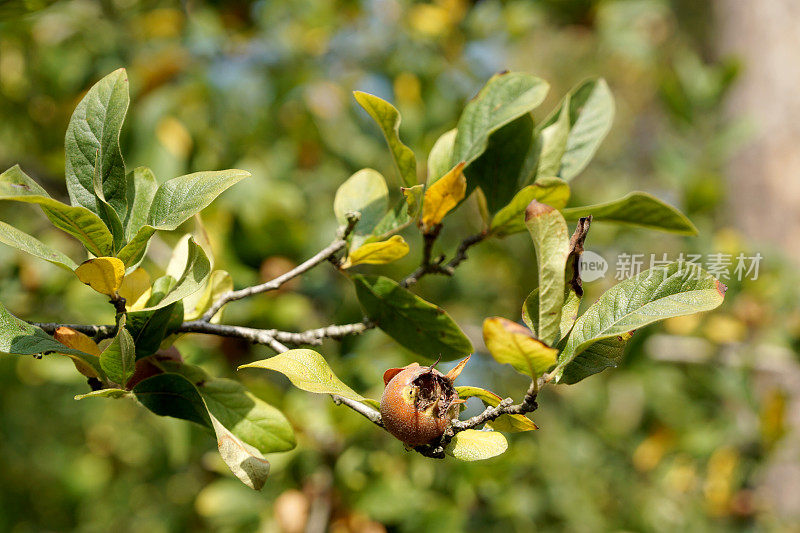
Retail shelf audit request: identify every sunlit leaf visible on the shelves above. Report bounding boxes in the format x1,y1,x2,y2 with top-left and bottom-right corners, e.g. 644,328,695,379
556,262,727,384
118,267,151,310
65,68,130,227
354,91,417,187
421,162,466,230
342,235,410,268
75,257,125,296
541,78,614,180
183,270,233,322
74,389,129,400
561,192,697,235
137,238,210,311
452,72,549,168
118,170,248,267
0,221,77,271
0,165,115,256
209,413,271,491
448,429,508,461
427,128,456,186
240,349,367,403
99,322,135,386
200,379,296,454
482,317,557,378
333,169,389,236
490,177,571,237
525,200,570,346
536,94,571,177
124,166,158,239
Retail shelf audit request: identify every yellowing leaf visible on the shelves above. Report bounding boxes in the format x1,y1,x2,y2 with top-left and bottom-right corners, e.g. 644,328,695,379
118,267,151,310
75,257,125,296
448,429,508,461
53,326,102,378
482,317,557,378
342,235,410,269
421,162,466,230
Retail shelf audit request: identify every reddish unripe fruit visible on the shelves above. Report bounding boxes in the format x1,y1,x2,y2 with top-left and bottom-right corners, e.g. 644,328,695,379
380,362,462,447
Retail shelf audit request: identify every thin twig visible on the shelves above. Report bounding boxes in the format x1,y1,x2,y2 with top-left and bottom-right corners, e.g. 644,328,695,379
401,228,488,288
331,395,384,427
200,214,359,321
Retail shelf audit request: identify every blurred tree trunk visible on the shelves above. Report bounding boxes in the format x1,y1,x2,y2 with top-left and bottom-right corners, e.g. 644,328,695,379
716,1,800,262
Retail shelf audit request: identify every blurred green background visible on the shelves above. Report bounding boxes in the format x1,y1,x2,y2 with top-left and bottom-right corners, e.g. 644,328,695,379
1,0,799,531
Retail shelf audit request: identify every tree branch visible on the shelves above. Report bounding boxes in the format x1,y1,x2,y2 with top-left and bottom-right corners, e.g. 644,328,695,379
34,322,116,339
200,214,359,321
178,320,374,346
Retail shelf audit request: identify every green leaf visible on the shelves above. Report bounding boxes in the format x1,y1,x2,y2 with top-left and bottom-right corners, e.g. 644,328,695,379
148,170,250,230
116,226,155,268
0,221,77,271
133,372,212,427
65,68,130,225
536,94,571,177
490,177,571,237
137,238,211,311
240,349,367,403
352,275,473,361
543,78,614,180
525,201,570,346
124,166,158,240
455,386,538,432
99,324,135,387
447,429,508,461
482,317,557,378
522,287,580,343
199,378,296,454
126,302,183,359
354,91,417,187
452,72,549,167
465,114,534,213
333,169,388,236
427,128,457,186
556,262,727,384
561,192,698,235
0,165,115,256
0,303,94,357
